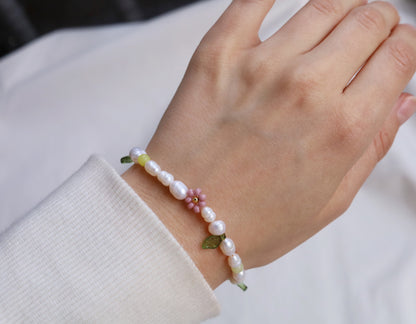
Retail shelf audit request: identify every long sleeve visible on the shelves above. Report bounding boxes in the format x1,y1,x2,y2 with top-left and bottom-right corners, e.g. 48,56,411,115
0,155,220,323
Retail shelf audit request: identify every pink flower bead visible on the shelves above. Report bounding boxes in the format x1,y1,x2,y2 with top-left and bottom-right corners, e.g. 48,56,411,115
185,188,207,213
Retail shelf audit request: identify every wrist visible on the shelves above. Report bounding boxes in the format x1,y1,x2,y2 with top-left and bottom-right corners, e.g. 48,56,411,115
121,163,229,290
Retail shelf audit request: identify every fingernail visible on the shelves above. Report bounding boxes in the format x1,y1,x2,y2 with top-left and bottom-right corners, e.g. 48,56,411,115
397,96,416,125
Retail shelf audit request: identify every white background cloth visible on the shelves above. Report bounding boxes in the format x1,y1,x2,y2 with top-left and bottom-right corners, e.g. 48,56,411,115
1,0,416,323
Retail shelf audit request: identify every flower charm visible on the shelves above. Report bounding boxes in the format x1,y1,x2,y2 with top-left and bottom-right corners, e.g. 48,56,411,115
185,188,206,213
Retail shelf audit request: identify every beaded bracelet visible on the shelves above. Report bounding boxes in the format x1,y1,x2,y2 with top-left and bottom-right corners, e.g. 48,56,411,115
121,147,248,291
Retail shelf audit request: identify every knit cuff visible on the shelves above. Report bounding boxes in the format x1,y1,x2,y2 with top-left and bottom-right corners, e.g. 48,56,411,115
0,154,220,323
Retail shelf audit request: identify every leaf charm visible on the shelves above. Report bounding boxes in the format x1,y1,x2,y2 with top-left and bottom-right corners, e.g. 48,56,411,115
237,283,248,291
202,234,226,249
121,156,133,164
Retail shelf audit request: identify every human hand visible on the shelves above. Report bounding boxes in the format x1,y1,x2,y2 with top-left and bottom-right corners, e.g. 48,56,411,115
123,0,416,289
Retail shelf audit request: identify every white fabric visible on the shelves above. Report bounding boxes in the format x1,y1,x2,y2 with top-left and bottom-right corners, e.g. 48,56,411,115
1,0,416,323
0,155,220,323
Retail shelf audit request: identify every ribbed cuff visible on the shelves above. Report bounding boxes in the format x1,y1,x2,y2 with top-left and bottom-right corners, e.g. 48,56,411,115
0,154,220,323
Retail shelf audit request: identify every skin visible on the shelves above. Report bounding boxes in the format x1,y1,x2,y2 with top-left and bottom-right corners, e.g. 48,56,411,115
122,0,416,290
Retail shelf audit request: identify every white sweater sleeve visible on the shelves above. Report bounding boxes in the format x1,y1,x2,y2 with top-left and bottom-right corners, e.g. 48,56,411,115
0,155,220,323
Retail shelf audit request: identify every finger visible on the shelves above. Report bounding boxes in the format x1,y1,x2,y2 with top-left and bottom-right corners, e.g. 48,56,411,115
318,93,416,224
345,24,416,134
206,0,275,48
308,1,399,91
265,0,367,54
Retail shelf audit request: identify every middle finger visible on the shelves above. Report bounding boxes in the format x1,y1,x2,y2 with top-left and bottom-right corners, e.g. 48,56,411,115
306,1,399,91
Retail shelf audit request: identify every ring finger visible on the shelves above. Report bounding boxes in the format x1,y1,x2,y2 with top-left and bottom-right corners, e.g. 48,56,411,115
265,0,367,55
306,1,399,91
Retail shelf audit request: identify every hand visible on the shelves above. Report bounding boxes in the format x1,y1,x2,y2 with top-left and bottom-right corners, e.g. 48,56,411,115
123,0,416,289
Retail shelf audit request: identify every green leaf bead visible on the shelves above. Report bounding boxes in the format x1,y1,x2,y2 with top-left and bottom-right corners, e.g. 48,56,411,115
202,235,222,249
121,156,133,164
237,283,248,291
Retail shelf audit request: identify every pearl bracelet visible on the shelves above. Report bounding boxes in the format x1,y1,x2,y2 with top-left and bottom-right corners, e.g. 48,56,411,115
121,147,248,291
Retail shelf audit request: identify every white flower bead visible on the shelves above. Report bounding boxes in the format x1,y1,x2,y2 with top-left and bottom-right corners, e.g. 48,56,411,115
228,254,242,268
144,160,161,176
232,269,246,284
157,171,174,186
208,220,226,236
220,238,235,256
129,147,146,162
201,207,216,223
169,181,188,200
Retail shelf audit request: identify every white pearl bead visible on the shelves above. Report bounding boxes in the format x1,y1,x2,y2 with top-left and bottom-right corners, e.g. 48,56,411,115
144,160,161,176
169,181,188,200
228,253,242,268
208,220,226,236
129,147,146,162
157,171,174,186
201,207,216,223
232,269,246,284
220,238,235,256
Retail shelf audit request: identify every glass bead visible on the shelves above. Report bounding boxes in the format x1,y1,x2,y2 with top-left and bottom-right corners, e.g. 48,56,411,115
137,154,151,166
231,264,244,274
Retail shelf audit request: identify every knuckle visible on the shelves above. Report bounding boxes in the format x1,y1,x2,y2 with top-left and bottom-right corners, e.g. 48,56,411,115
386,38,416,74
310,0,342,16
339,199,353,216
354,5,386,31
289,65,322,93
316,197,352,225
191,41,230,76
243,58,271,85
331,199,353,220
372,130,393,162
330,110,365,149
282,64,327,106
